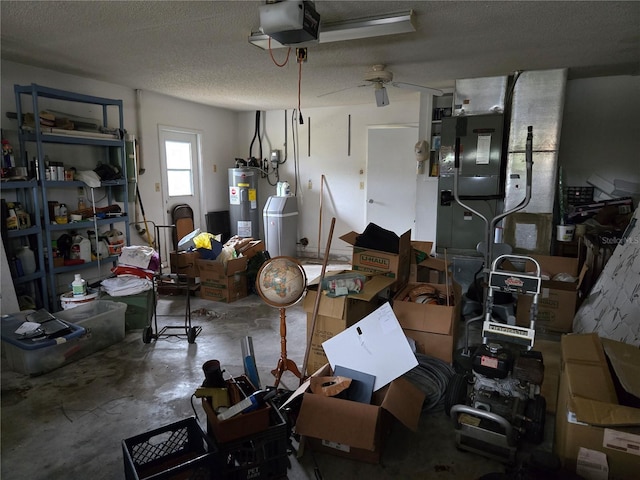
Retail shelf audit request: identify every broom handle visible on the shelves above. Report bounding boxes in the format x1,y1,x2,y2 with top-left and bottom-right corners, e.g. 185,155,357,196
301,216,335,384
318,175,325,259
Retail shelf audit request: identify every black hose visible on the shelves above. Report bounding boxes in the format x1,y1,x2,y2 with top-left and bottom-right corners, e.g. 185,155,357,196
249,110,262,160
403,353,456,412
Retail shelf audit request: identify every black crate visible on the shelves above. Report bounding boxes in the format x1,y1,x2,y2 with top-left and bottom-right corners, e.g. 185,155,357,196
123,417,219,480
566,186,594,205
213,403,290,480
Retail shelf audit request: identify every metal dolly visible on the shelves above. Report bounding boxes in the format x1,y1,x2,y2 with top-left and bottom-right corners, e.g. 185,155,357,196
142,225,202,344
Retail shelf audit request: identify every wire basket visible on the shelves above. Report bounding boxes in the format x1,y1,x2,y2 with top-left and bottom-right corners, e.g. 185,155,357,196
122,417,218,480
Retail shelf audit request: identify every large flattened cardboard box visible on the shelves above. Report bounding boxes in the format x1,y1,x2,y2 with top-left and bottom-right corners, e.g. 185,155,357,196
516,255,588,333
340,229,411,292
303,271,395,374
197,257,248,303
555,333,640,479
295,364,425,463
392,282,461,364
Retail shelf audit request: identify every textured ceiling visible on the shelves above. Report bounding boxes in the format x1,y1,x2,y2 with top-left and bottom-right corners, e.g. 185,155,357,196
1,1,639,112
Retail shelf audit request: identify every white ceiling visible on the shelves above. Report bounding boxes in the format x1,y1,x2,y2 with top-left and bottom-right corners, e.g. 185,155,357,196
1,1,638,112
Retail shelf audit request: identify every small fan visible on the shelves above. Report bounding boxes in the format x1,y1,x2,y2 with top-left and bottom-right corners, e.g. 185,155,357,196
319,64,443,107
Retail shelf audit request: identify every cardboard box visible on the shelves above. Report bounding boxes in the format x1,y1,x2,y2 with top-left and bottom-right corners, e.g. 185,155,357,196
201,396,271,444
294,364,425,463
410,241,452,284
237,239,265,259
516,255,588,333
392,282,461,363
340,229,411,292
555,333,640,479
197,257,248,303
170,250,200,278
302,271,396,375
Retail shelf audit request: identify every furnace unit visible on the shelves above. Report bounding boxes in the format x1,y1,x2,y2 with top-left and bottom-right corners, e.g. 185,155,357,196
436,114,505,254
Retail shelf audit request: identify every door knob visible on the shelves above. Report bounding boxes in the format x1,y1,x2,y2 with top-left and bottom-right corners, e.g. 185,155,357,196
368,199,373,204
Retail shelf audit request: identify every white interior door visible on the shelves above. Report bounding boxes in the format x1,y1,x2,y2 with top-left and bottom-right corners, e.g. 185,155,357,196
366,126,418,237
158,126,203,256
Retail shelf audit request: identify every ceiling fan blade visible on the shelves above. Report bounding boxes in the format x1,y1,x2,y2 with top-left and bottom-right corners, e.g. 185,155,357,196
391,81,443,96
317,83,368,98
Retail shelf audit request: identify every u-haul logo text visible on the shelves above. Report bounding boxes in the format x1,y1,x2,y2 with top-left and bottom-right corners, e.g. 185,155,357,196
359,254,389,269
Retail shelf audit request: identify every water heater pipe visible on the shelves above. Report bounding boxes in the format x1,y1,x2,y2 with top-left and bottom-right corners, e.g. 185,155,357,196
135,89,145,175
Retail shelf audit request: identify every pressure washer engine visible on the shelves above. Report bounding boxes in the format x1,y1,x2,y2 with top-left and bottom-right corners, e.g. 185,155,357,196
446,255,546,463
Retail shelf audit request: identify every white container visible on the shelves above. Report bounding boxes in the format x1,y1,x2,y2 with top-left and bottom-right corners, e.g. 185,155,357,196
556,224,575,242
70,235,92,262
72,274,87,296
16,246,36,275
61,288,98,309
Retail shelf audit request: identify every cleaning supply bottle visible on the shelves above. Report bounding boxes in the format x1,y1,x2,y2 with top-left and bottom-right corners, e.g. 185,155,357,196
16,246,36,275
72,274,87,296
70,235,92,262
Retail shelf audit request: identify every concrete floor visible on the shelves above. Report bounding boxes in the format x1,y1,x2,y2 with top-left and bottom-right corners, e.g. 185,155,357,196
1,260,558,480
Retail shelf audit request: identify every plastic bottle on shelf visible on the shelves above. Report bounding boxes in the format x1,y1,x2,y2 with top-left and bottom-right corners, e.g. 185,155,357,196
16,245,36,275
56,203,68,224
70,235,92,262
72,274,87,297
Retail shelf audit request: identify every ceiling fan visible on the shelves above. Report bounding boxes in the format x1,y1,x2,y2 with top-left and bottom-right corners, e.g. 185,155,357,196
319,64,443,107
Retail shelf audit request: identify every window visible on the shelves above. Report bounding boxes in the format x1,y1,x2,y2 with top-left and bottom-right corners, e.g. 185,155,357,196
165,140,193,197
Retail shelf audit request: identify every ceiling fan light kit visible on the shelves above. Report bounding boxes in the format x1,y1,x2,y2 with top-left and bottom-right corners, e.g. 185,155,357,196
375,85,390,108
250,5,415,49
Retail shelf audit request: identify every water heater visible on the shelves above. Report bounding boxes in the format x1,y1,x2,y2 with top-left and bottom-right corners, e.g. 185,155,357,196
228,167,260,238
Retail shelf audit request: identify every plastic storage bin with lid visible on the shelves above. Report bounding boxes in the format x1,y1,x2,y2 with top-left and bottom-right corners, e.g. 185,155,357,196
55,300,126,359
1,312,85,376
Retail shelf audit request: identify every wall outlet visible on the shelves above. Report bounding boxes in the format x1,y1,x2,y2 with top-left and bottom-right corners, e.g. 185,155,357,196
308,179,312,189
213,164,217,173
155,183,160,192
360,181,365,190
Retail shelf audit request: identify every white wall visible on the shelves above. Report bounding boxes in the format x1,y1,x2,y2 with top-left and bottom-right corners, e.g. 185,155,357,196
235,101,423,258
559,75,640,196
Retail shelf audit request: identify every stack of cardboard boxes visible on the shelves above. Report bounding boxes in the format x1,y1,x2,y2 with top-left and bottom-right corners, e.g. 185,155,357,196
515,254,588,333
296,229,461,462
169,239,266,304
555,333,640,479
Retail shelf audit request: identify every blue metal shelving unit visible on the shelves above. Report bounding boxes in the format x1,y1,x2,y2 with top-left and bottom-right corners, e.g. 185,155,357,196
13,83,130,311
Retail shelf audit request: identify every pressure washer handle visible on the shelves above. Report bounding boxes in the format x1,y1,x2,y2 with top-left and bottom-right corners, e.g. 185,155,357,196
451,404,516,446
491,254,542,277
